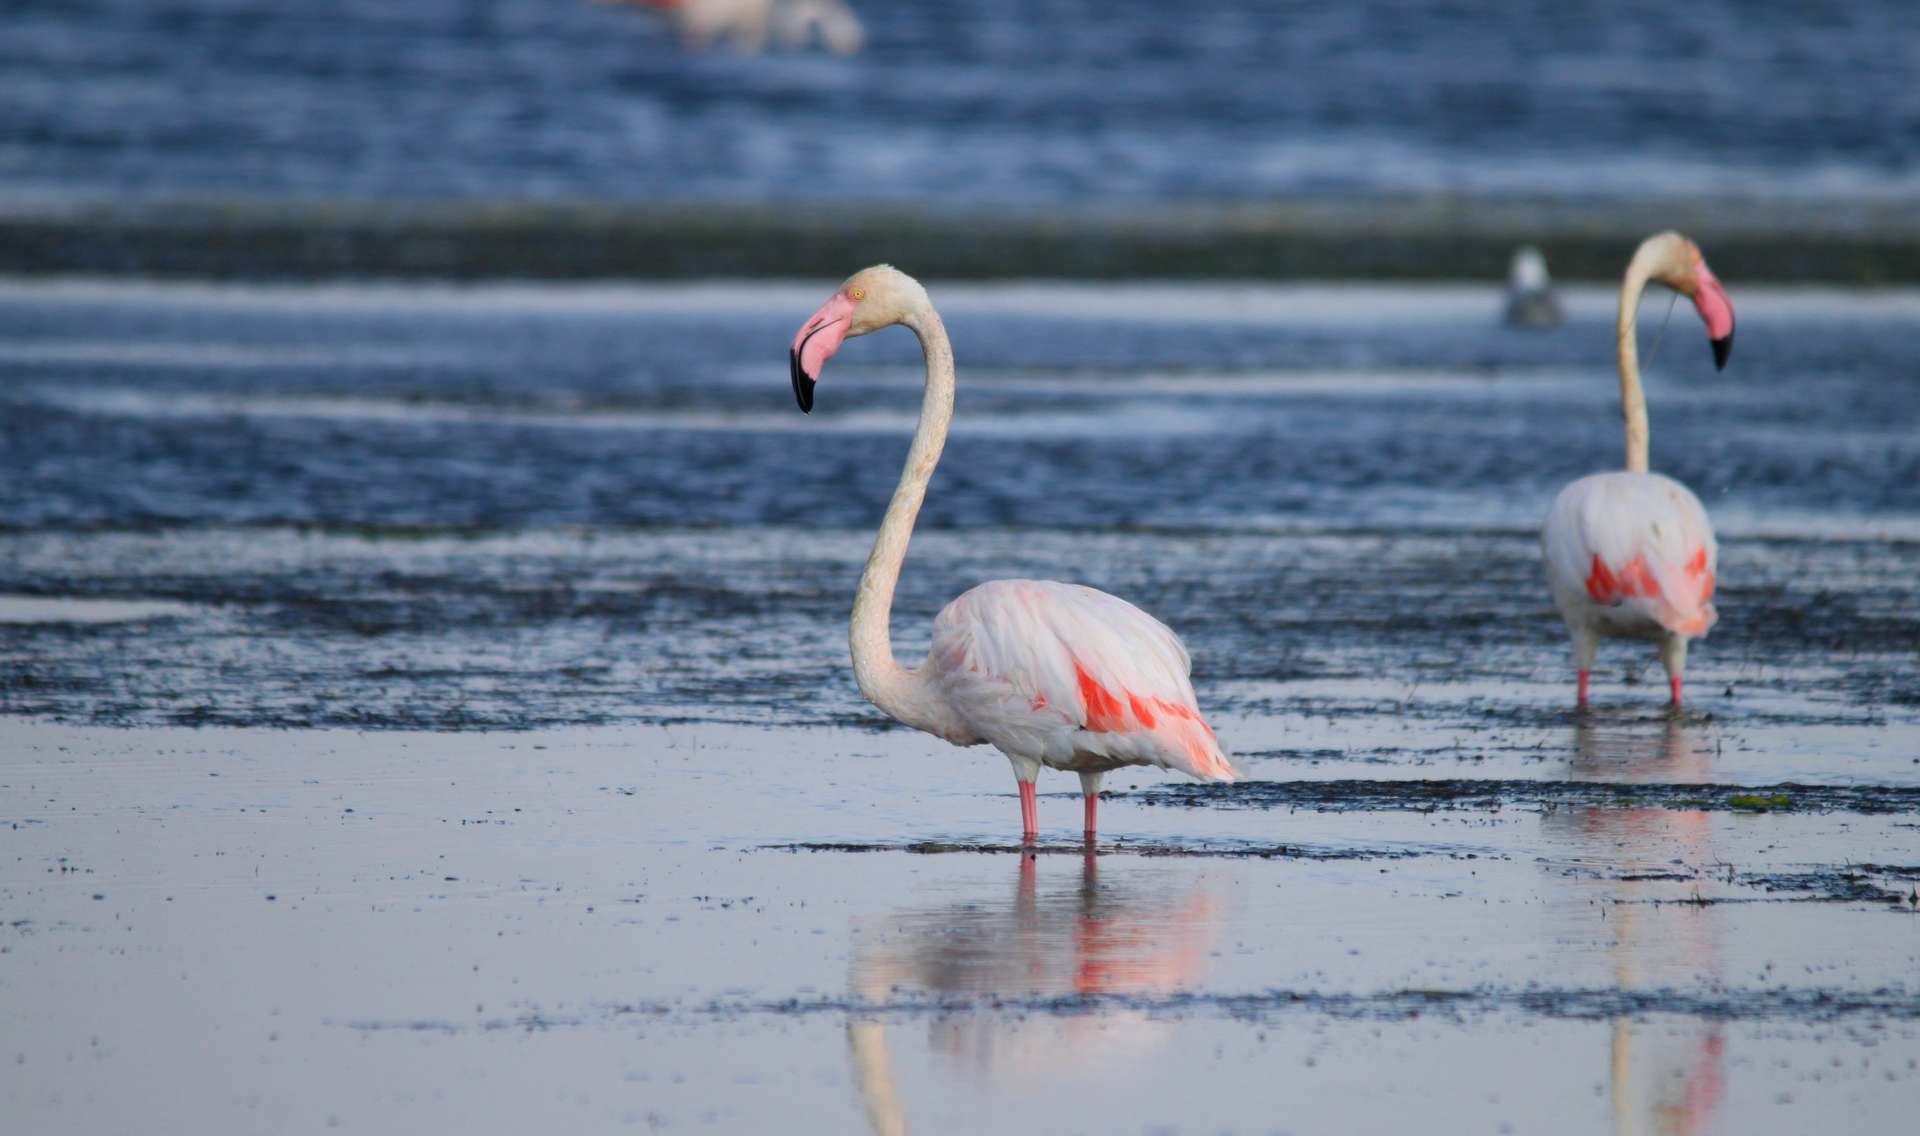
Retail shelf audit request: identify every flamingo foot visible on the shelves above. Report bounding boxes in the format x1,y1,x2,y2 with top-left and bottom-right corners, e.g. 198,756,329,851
1018,780,1038,842
1576,669,1590,707
1669,675,1683,706
1083,791,1098,840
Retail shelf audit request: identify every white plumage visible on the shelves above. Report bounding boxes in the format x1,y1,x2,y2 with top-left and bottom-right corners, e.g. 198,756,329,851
1542,231,1735,705
1543,472,1718,659
928,579,1231,784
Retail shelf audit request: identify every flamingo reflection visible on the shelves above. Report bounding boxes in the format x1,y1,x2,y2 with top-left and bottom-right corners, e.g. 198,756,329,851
847,852,1221,1135
1547,714,1725,1136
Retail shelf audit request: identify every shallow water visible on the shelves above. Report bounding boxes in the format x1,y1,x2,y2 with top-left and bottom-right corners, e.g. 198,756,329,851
0,278,1916,1132
4,721,1917,1134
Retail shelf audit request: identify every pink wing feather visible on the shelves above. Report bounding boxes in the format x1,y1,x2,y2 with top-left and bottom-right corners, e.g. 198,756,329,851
1543,472,1718,637
927,579,1234,781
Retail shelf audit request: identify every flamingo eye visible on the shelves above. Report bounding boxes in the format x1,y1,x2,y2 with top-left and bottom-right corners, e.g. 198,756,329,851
850,288,867,301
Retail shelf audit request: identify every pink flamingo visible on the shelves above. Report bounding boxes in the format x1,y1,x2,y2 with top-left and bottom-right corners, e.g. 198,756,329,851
789,265,1236,841
1542,232,1735,707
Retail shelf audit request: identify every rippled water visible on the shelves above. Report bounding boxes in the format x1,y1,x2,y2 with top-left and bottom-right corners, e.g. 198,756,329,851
4,0,1919,206
0,278,1915,732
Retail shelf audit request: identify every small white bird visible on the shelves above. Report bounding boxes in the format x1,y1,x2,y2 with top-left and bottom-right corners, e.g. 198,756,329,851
788,265,1236,840
1542,231,1736,707
1503,245,1564,327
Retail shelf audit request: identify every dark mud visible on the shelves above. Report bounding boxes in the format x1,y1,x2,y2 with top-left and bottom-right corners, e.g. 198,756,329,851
1633,870,1920,907
16,200,1920,283
771,839,1427,862
1137,779,1920,815
348,983,1920,1036
780,839,1920,907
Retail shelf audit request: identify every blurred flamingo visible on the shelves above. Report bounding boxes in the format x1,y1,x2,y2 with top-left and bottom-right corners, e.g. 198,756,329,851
788,265,1235,841
1542,232,1735,706
603,0,864,55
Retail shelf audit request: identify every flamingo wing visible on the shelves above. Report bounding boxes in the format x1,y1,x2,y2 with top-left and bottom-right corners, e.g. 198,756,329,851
926,579,1234,781
1543,472,1718,637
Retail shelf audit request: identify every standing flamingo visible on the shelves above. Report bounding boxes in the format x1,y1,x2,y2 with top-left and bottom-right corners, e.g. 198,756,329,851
1542,232,1735,707
788,265,1235,840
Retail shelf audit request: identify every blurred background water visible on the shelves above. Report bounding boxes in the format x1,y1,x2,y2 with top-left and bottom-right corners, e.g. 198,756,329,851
3,0,1918,209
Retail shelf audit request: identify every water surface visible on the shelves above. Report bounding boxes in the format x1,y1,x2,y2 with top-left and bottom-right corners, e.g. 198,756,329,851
5,1,1919,207
1,278,1916,1134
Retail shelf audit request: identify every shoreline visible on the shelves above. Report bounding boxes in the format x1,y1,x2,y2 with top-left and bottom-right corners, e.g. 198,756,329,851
5,196,1920,282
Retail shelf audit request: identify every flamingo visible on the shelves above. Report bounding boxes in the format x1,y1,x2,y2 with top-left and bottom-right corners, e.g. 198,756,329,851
788,265,1236,841
1542,231,1735,707
602,0,864,55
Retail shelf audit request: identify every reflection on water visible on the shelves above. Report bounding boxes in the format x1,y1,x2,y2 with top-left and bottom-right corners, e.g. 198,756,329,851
1566,712,1720,785
846,853,1221,1136
1550,715,1724,1136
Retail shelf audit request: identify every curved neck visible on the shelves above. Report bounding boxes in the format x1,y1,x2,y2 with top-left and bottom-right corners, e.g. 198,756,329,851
848,307,962,736
1615,245,1664,474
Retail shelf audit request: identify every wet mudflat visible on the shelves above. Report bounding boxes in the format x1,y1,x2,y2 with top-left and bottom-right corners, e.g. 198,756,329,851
5,719,1919,1134
1,279,1917,1132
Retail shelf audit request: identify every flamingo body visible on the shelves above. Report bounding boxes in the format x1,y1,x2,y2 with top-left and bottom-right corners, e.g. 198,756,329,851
1545,232,1734,706
788,264,1232,839
928,579,1234,785
1543,471,1718,646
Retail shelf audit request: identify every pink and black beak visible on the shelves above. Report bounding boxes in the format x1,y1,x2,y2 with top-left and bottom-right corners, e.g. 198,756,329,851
1692,261,1736,370
788,347,815,412
788,292,857,413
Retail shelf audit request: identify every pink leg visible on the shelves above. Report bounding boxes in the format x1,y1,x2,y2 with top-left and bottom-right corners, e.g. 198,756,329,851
1018,781,1038,842
1576,669,1590,707
1669,674,1683,706
1083,791,1098,839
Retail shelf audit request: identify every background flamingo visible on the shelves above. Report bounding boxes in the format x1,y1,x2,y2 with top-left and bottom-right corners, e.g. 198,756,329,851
788,265,1236,841
602,0,864,55
1541,231,1736,706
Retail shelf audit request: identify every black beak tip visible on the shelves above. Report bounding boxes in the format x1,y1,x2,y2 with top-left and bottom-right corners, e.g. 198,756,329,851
789,349,815,413
1711,332,1733,371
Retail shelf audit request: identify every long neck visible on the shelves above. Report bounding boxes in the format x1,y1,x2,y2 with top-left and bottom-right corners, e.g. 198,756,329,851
1615,245,1662,474
847,307,961,736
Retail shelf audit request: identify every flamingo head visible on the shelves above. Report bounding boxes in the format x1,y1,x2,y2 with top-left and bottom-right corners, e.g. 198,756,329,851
789,265,929,412
1647,233,1736,370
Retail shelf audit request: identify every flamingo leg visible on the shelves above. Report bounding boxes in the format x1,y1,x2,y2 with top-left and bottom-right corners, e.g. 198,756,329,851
1076,772,1105,842
1018,781,1038,842
1669,674,1683,706
1576,669,1590,707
